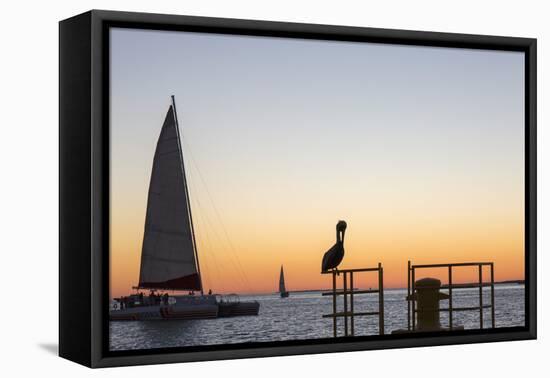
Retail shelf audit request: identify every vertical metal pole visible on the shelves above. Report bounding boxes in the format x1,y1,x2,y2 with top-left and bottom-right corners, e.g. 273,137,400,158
350,272,355,336
378,263,384,335
479,264,483,329
171,95,204,295
411,267,416,331
407,261,411,331
343,271,348,336
448,265,453,330
332,270,337,337
490,263,495,328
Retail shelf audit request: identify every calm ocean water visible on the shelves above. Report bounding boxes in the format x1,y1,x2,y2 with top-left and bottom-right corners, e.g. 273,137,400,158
109,285,524,351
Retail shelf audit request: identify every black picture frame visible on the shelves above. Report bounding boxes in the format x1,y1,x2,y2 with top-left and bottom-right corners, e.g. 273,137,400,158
59,9,537,368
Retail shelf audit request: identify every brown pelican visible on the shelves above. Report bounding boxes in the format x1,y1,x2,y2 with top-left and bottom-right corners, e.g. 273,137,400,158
321,220,347,273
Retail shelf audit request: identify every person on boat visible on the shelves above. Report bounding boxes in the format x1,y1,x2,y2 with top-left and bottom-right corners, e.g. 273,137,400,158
208,289,212,295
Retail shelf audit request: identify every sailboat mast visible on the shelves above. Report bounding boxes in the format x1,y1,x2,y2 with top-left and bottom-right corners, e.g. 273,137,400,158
171,95,204,295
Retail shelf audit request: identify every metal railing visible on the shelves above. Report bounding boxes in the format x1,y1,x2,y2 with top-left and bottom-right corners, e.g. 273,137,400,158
407,261,495,331
322,263,384,337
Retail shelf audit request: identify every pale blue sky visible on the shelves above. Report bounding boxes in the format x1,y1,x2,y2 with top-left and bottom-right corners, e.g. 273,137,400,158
110,27,524,214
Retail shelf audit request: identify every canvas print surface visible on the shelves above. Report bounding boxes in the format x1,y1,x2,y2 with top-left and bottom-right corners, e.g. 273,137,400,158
108,27,526,351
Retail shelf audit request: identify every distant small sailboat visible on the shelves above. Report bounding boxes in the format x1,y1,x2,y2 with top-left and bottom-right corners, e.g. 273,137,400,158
279,265,289,298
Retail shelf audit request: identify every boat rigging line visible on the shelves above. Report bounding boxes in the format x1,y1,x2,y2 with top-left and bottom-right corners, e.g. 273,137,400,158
179,129,253,293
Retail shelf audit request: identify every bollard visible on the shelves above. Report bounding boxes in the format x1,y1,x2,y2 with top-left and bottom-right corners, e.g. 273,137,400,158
410,278,449,331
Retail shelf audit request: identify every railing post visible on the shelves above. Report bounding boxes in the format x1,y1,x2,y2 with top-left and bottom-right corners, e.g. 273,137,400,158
332,270,337,337
407,261,411,331
448,265,453,330
350,272,355,336
378,263,384,335
490,263,495,328
479,264,483,329
343,271,348,336
411,267,416,331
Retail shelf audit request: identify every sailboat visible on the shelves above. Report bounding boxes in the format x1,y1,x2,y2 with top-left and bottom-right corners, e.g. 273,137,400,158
110,96,260,321
279,265,289,298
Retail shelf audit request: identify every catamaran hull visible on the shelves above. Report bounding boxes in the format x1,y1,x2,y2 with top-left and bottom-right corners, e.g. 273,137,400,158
110,296,260,321
110,303,218,321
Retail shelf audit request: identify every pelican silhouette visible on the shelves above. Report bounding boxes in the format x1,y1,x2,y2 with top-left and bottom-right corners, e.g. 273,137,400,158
321,220,347,273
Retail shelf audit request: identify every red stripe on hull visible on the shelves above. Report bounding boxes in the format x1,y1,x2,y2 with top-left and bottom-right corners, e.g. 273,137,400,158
139,273,201,291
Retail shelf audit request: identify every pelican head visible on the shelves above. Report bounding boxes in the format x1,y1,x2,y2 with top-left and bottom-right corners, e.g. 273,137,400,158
336,220,347,243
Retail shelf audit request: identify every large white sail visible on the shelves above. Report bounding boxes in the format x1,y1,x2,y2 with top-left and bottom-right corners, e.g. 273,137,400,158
138,100,202,291
279,266,286,293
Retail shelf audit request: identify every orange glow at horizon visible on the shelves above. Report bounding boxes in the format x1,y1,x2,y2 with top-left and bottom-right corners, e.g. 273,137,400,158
110,183,525,298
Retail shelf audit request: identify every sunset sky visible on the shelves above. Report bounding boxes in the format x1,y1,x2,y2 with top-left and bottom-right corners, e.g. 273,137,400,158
109,28,525,298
